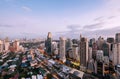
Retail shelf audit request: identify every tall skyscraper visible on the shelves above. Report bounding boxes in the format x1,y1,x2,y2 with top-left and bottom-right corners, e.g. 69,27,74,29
0,40,3,52
96,50,104,76
13,40,20,52
45,32,52,55
59,37,66,63
66,38,73,51
92,43,98,60
113,43,120,65
4,38,10,51
97,36,104,50
51,42,58,55
102,42,109,56
72,44,79,61
107,37,114,60
80,37,88,67
96,50,103,62
89,38,96,47
107,37,114,44
115,33,120,43
88,47,92,61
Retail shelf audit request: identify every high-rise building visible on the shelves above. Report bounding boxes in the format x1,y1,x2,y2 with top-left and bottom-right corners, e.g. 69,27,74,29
13,40,20,52
96,50,105,76
3,39,10,51
0,40,3,52
89,38,96,47
59,37,66,63
51,42,58,55
45,32,52,55
88,47,92,61
80,37,88,67
97,36,104,50
107,37,114,60
67,48,72,58
115,33,120,43
96,50,103,62
92,43,98,60
102,42,109,56
113,43,120,65
107,37,114,43
87,59,95,73
72,44,79,61
66,38,73,51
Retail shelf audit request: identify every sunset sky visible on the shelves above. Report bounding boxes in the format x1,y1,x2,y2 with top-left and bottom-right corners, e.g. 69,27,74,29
0,0,120,39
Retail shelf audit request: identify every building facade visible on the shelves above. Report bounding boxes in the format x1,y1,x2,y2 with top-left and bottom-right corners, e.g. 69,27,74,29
59,37,66,63
115,33,120,43
45,32,52,55
80,37,88,67
113,43,120,65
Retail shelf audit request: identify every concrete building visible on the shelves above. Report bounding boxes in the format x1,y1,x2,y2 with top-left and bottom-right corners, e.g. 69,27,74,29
80,37,88,67
88,47,92,61
72,44,79,61
67,48,73,59
107,37,114,60
3,37,10,51
89,38,96,47
107,37,114,44
96,50,105,76
59,37,66,63
51,42,58,55
4,41,10,51
97,36,104,50
87,59,95,73
113,43,120,65
13,40,20,51
66,38,73,51
92,43,98,60
45,32,52,55
102,42,109,56
96,50,103,62
115,33,120,43
0,40,3,52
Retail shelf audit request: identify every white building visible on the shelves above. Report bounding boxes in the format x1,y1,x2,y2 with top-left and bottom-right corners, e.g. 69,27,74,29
96,50,103,62
59,37,66,63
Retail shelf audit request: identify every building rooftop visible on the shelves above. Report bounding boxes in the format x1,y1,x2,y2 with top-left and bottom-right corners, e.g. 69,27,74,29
69,68,84,78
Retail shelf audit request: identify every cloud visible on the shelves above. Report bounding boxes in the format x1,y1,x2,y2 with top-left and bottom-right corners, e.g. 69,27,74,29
0,24,14,27
22,6,32,12
82,26,120,38
94,16,104,21
83,22,104,29
67,25,81,31
108,16,116,19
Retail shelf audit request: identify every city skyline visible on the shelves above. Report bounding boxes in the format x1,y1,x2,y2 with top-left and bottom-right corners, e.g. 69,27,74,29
0,0,120,39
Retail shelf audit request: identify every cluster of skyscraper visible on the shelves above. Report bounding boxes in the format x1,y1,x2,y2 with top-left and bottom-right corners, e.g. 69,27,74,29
45,32,120,76
0,38,24,53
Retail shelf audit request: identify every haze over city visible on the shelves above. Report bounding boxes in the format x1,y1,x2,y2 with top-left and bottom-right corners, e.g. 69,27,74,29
0,0,120,39
1,0,120,79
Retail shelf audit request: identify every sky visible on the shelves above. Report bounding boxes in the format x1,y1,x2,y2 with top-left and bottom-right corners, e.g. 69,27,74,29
0,0,120,39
